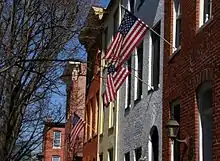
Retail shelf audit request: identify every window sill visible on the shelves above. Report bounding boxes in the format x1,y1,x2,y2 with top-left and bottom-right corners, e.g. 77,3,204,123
134,97,142,105
169,46,181,62
53,146,61,149
108,126,114,136
124,106,130,116
197,16,213,34
148,85,159,94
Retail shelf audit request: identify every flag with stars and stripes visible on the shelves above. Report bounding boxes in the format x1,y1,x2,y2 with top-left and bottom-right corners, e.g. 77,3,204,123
103,9,148,106
70,113,85,148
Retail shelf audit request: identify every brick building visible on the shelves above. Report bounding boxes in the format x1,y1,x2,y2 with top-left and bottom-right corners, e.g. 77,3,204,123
43,122,65,161
163,0,220,161
79,6,104,161
62,61,87,161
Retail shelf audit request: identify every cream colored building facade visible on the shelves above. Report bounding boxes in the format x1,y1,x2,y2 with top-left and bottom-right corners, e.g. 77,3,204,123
98,1,122,161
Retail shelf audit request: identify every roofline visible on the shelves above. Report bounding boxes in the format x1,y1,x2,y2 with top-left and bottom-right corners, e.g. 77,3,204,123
44,122,65,128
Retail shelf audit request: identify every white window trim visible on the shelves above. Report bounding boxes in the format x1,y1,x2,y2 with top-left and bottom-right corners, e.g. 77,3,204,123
148,36,153,91
133,150,136,161
199,0,205,27
172,0,181,53
148,135,153,161
52,155,61,161
53,131,61,148
199,113,203,161
134,49,138,100
172,1,177,53
199,0,212,28
108,102,114,128
125,76,129,109
127,0,131,11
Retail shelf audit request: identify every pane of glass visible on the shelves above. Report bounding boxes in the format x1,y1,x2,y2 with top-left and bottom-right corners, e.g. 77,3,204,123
137,42,143,99
152,24,160,89
52,156,60,161
127,58,132,107
130,0,134,13
175,18,181,47
108,148,113,161
113,8,119,36
203,0,211,22
99,154,103,161
135,147,142,161
53,132,61,147
124,152,130,161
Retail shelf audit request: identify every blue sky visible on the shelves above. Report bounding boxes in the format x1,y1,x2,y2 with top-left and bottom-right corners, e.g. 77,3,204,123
99,0,110,7
49,0,110,123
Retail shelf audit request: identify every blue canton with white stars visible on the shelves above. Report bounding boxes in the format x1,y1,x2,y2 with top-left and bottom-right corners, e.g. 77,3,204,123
72,115,80,126
118,10,138,37
108,64,116,74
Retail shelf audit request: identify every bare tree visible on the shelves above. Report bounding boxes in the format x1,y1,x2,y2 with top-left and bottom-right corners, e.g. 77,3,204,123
0,0,91,160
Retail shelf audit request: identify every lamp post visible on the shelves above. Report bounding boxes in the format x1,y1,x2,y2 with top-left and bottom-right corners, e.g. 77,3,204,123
166,118,191,161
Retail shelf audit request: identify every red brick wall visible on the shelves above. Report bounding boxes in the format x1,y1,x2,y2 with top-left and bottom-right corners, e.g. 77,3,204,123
83,136,98,161
65,63,87,161
163,0,220,161
43,126,65,161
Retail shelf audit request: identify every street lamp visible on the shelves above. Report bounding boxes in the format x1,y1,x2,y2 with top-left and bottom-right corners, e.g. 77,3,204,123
166,118,192,161
166,119,179,140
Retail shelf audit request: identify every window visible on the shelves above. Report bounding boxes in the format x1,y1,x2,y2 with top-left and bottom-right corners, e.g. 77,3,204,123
113,8,119,36
151,23,160,90
108,148,113,161
53,131,61,148
134,41,143,102
125,58,132,109
99,97,104,134
135,147,142,161
137,0,144,11
170,100,180,161
199,0,212,27
99,153,103,161
148,126,159,161
103,27,108,66
124,152,130,161
173,0,181,50
52,156,60,161
129,0,135,13
197,81,212,161
104,27,108,53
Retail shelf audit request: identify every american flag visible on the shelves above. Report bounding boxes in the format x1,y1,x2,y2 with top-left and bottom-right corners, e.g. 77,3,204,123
70,113,85,148
103,10,148,106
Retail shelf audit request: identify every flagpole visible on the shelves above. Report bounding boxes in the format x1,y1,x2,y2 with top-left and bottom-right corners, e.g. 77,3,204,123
120,5,176,50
